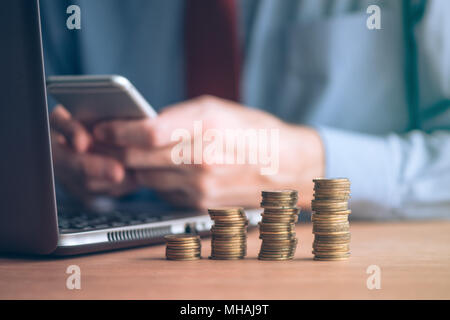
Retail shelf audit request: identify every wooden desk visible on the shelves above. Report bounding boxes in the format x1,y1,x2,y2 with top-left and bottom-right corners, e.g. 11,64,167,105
0,221,449,299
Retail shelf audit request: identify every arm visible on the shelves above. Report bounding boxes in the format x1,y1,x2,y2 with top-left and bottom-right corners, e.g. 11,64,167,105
92,95,450,219
319,127,450,220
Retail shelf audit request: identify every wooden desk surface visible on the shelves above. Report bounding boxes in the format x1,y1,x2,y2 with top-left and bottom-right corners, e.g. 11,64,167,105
0,221,449,299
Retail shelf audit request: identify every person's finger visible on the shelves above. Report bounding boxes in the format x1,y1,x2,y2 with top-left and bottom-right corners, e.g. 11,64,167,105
107,174,139,197
51,131,70,172
73,153,125,183
54,140,125,183
51,132,134,201
50,130,68,146
93,143,190,170
93,96,221,149
93,118,163,149
49,105,92,152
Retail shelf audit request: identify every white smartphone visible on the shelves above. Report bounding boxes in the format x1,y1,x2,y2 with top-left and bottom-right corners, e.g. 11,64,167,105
46,75,157,125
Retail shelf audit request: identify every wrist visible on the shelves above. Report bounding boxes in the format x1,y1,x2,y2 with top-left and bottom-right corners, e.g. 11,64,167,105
276,124,325,208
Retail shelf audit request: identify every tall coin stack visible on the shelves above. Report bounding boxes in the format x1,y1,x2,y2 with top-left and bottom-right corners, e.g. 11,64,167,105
311,178,351,261
208,207,248,260
258,190,300,261
165,234,201,260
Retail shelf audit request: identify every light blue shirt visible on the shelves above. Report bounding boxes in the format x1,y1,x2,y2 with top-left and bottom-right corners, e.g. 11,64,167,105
40,0,450,220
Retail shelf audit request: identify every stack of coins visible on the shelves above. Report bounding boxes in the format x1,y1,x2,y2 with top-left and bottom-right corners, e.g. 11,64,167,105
311,178,351,261
165,234,201,260
208,207,248,260
258,190,300,261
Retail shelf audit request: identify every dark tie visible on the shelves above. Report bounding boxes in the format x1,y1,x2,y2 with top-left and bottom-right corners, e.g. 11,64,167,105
185,0,241,101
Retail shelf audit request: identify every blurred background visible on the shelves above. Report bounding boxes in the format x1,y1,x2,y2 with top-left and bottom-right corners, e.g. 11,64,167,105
39,0,450,221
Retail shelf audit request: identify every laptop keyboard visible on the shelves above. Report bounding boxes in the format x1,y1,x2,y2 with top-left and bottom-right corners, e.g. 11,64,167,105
57,207,171,233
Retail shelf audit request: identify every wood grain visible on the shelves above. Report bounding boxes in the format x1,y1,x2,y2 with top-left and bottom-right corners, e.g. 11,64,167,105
0,221,449,299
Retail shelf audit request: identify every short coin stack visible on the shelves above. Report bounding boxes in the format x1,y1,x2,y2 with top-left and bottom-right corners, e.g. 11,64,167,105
208,207,248,260
258,190,300,261
165,234,201,260
311,178,351,261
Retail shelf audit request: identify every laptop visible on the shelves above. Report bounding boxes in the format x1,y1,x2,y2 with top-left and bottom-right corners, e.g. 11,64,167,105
0,0,260,256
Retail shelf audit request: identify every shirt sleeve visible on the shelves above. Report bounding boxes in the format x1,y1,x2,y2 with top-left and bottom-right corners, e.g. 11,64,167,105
317,127,450,220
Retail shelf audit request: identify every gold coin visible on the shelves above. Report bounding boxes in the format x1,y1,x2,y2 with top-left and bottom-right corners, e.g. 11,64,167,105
313,242,349,248
314,185,350,191
260,248,296,254
261,240,298,246
259,222,296,227
211,224,248,229
312,200,348,208
211,232,247,236
313,256,349,261
261,200,297,206
313,178,350,185
313,251,350,256
258,256,294,261
262,215,298,221
259,226,296,232
313,223,349,229
166,249,201,254
210,253,246,257
166,252,201,256
208,206,244,212
209,256,244,260
211,239,247,243
313,239,350,243
211,247,246,252
263,208,300,213
164,234,200,241
262,189,298,196
312,213,349,219
313,211,351,217
313,230,350,236
262,241,297,246
210,218,246,223
166,256,201,261
313,194,350,200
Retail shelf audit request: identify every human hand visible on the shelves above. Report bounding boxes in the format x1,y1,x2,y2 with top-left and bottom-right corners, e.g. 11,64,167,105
49,105,138,201
93,96,324,209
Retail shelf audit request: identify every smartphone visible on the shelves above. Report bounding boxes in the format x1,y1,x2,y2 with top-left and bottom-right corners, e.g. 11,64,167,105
46,75,157,125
